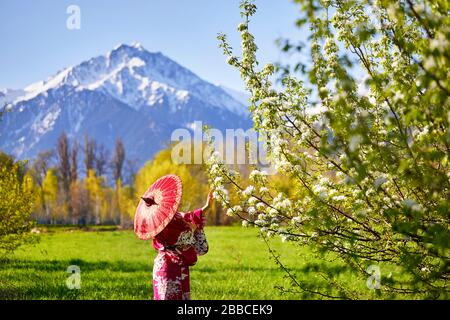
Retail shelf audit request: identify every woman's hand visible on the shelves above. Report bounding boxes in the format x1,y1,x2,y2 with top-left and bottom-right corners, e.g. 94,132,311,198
201,190,214,213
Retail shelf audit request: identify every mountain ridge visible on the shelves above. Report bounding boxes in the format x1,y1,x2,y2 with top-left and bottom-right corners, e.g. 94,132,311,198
0,43,252,168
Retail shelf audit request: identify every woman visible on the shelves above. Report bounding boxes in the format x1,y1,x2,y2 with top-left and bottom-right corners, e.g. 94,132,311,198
150,189,213,300
134,174,213,300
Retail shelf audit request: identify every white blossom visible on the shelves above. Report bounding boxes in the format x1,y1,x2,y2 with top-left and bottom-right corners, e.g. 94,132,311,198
256,202,266,210
248,196,258,205
332,195,346,202
291,216,302,224
232,205,243,212
349,134,363,152
213,176,223,184
259,187,269,194
242,185,255,196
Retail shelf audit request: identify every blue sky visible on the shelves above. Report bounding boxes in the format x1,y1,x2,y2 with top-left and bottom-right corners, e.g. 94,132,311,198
0,0,303,91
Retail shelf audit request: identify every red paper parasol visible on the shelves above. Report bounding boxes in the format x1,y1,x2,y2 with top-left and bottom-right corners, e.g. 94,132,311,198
134,174,182,240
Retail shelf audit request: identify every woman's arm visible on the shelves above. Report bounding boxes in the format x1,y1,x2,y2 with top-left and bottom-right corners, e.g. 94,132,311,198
201,190,214,213
181,190,214,230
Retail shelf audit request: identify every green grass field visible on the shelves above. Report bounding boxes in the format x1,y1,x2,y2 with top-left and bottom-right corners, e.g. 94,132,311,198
0,226,374,299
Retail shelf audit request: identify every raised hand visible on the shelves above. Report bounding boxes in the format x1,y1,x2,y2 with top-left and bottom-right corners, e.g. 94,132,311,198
202,190,214,213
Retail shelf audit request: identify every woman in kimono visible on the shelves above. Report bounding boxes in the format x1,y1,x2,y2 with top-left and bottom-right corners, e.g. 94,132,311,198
150,190,213,300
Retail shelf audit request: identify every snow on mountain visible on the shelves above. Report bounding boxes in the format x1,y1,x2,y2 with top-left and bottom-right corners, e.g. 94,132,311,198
13,43,248,116
0,88,26,106
0,43,252,167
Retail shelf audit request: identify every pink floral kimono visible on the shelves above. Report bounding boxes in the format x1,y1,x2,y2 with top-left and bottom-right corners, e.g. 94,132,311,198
152,208,208,300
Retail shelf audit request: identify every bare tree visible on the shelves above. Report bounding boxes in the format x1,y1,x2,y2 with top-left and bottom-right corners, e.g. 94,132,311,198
112,138,125,183
30,150,54,223
70,141,78,183
57,132,73,220
83,134,95,175
57,133,71,199
111,138,125,226
31,150,54,186
94,144,109,177
71,181,89,226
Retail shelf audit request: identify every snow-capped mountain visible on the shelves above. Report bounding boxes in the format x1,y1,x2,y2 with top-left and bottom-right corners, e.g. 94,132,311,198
0,43,251,167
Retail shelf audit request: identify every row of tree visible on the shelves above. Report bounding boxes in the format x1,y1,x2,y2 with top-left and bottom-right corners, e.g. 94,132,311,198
26,133,128,226
4,133,239,227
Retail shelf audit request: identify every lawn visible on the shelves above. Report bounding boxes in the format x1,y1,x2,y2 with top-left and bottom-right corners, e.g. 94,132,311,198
0,226,372,299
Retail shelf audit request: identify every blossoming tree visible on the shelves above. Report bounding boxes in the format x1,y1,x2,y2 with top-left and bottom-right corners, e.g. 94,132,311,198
206,0,449,298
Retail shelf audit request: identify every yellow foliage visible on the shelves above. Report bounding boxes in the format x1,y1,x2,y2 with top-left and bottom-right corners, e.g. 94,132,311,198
23,172,41,211
84,169,107,224
134,148,208,213
42,168,60,221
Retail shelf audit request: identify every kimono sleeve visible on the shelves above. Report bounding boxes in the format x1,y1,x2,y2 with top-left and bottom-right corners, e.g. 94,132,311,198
181,208,205,229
